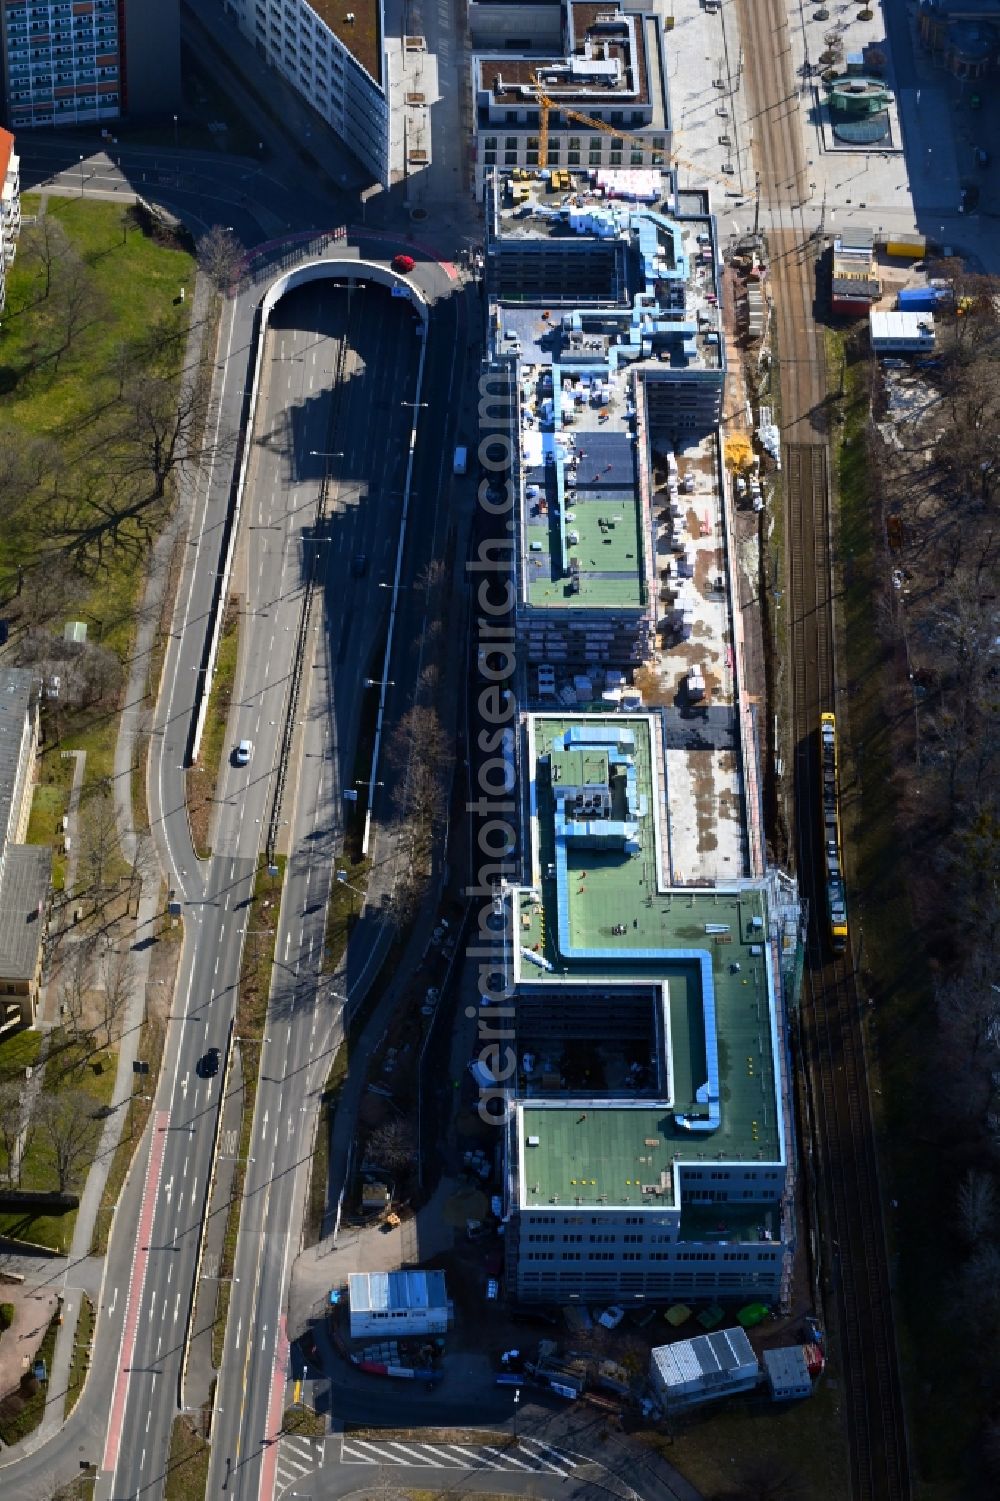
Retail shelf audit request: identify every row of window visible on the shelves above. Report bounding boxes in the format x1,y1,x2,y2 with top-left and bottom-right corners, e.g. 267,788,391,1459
483,145,658,168
525,1249,779,1264
519,1273,776,1289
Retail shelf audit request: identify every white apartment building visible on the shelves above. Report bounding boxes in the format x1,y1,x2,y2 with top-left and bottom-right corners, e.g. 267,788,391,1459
226,0,390,185
0,126,20,315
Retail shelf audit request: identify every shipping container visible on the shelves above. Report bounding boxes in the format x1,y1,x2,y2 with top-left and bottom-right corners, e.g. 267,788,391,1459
886,234,927,260
897,287,944,312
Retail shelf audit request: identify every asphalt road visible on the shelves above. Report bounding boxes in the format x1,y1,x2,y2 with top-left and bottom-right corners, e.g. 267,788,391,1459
206,268,470,1501
206,278,423,1501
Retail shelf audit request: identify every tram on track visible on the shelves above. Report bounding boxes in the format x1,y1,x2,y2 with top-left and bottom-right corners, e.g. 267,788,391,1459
820,712,848,953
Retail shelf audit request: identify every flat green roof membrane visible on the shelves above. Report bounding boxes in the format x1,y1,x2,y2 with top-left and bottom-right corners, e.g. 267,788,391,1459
517,715,782,1187
525,492,645,609
551,748,609,789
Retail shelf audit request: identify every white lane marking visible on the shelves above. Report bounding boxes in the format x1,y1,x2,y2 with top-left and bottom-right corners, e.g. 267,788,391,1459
108,1287,118,1316
173,1294,181,1324
145,1411,151,1433
481,1445,533,1471
183,1156,189,1177
387,1440,441,1465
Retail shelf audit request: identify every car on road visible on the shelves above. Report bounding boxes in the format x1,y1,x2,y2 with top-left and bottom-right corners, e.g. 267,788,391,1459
392,253,416,273
351,552,368,578
196,1047,221,1079
234,738,253,766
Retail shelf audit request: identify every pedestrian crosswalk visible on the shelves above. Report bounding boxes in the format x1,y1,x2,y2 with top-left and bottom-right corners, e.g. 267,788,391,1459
339,1436,586,1476
275,1434,324,1495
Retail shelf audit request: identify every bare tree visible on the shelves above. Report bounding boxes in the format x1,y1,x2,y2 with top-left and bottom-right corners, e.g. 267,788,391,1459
117,367,231,501
0,425,58,531
97,939,134,1050
52,252,103,370
936,961,1000,1134
36,1090,101,1193
0,1080,34,1188
80,787,120,900
19,215,71,300
196,224,246,291
387,704,452,840
363,1118,416,1176
74,641,124,709
58,945,90,1041
956,1169,998,1245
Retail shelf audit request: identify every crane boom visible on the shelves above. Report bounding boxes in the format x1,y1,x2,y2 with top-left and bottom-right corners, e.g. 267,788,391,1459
531,80,742,197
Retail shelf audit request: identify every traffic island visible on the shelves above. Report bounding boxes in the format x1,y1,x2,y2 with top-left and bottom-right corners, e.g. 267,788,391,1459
186,596,242,859
164,1413,210,1501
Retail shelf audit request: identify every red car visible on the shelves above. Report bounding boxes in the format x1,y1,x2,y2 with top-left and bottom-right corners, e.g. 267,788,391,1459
392,253,416,273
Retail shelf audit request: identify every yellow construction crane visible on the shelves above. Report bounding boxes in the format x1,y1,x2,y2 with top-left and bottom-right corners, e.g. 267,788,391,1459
533,81,747,200
535,87,657,171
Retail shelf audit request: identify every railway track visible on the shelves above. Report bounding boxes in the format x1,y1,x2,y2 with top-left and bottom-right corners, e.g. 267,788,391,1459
785,444,910,1501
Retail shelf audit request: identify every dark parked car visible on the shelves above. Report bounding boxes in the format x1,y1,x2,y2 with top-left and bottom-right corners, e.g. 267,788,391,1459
351,553,368,578
196,1047,221,1079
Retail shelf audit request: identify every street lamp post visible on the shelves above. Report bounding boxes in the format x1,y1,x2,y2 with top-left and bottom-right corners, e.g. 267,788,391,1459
513,1387,520,1442
335,870,366,917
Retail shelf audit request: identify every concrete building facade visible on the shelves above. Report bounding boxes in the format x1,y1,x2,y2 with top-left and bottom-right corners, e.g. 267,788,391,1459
224,0,389,185
0,125,19,314
0,668,50,1029
495,715,794,1307
473,0,672,191
0,0,180,131
479,156,798,1311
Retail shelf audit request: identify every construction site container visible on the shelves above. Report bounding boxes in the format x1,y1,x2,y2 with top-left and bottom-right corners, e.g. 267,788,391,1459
897,287,945,312
886,234,927,260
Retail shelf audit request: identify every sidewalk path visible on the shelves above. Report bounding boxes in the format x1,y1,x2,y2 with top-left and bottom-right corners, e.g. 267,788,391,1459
25,272,216,1451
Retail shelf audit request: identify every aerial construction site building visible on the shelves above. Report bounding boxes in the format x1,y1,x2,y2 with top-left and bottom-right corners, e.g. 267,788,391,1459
479,163,800,1308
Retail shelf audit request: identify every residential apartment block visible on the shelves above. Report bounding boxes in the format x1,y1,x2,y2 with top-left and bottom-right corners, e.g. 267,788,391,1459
473,0,672,191
0,0,180,131
0,668,50,1028
224,0,389,185
0,125,19,314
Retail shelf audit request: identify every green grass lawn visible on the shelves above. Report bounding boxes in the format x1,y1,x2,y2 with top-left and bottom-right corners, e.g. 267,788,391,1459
648,1382,847,1501
0,1027,43,1081
282,1404,325,1438
0,198,197,888
322,851,371,974
164,1415,210,1501
25,747,76,891
187,595,241,857
65,1292,94,1417
0,1028,116,1252
91,1011,165,1255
